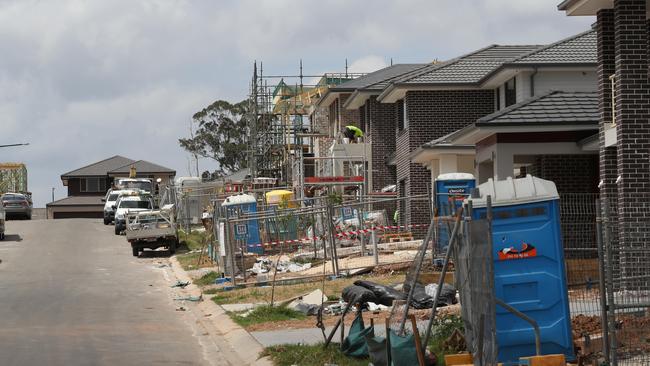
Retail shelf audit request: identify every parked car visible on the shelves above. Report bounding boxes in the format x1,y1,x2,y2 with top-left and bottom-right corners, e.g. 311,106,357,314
0,204,5,240
1,193,32,220
113,195,154,235
102,189,139,225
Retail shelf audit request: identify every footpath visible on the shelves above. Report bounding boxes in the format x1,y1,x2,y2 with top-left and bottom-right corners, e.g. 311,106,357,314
167,256,273,366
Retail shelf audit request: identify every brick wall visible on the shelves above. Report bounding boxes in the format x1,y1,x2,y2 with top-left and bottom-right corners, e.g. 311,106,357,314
528,155,599,194
394,90,494,232
339,94,360,131
613,0,650,283
367,96,397,192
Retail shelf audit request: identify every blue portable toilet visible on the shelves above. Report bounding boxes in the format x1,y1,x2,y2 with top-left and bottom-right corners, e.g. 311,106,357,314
222,193,262,254
435,173,475,249
468,175,573,364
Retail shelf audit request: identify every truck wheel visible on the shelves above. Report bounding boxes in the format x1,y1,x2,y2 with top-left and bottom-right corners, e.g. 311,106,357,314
132,247,139,257
0,232,4,240
103,217,110,225
169,240,176,255
114,225,120,235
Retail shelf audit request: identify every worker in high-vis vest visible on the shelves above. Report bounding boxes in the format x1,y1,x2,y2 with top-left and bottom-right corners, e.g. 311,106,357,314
343,125,364,143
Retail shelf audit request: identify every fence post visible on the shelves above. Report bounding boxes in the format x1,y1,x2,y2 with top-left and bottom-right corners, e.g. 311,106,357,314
371,227,379,265
602,200,618,366
595,199,611,363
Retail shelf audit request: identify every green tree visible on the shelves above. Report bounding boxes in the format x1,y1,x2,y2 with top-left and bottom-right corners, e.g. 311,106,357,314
179,99,249,177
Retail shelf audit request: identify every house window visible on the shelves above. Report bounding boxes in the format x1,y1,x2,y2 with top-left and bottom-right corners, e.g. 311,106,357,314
80,177,106,193
495,88,501,110
397,99,405,131
505,78,516,107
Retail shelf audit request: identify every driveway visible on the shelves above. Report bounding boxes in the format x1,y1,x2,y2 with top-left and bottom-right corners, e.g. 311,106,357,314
0,218,230,366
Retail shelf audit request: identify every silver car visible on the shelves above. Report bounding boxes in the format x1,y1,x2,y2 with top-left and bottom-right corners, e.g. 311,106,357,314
1,193,32,220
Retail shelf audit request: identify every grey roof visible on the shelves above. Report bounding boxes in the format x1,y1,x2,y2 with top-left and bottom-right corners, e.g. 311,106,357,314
61,155,135,178
47,196,104,207
511,29,596,65
108,160,175,174
398,45,542,85
477,91,598,126
332,64,428,91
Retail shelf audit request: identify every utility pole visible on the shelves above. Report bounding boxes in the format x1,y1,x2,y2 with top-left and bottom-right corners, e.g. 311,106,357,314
51,187,55,202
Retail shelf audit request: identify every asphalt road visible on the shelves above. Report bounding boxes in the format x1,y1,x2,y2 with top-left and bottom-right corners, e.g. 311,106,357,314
0,218,227,366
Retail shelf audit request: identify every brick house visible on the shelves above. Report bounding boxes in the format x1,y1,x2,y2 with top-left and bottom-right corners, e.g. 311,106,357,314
376,45,543,230
411,30,599,192
47,155,175,219
559,0,650,285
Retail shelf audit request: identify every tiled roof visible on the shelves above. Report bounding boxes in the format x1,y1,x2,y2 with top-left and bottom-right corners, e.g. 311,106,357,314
332,64,428,91
399,45,542,85
511,29,596,65
108,160,175,174
47,196,104,206
477,91,598,126
61,155,135,178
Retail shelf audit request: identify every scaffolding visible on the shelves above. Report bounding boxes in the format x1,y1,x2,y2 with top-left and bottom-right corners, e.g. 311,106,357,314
0,163,28,194
247,60,365,195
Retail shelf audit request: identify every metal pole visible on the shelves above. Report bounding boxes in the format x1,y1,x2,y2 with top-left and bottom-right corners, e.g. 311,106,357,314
422,207,463,348
399,215,438,334
602,200,618,366
495,298,541,356
224,211,236,286
371,227,379,265
595,199,611,363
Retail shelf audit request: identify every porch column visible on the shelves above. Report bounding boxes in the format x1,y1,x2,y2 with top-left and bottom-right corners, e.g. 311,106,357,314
613,0,650,287
494,146,514,181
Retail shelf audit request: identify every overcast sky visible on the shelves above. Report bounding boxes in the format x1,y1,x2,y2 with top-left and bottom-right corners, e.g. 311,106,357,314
0,0,592,207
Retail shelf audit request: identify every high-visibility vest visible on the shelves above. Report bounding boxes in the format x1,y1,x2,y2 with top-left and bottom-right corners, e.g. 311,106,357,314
345,125,364,137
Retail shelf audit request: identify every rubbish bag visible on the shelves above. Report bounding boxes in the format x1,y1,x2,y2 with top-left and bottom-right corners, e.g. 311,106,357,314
340,312,374,358
389,329,420,366
406,282,434,309
424,283,458,306
342,285,378,305
354,280,407,306
365,334,390,366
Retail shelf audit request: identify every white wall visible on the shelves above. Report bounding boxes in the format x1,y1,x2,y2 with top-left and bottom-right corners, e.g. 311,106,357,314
534,70,597,95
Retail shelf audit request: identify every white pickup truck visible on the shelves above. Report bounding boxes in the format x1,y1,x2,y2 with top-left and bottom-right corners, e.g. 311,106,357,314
125,204,178,257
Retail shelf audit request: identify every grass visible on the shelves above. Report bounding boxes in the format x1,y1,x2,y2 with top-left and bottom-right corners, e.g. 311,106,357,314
194,271,220,286
209,273,404,305
229,305,306,327
261,343,369,366
175,229,215,271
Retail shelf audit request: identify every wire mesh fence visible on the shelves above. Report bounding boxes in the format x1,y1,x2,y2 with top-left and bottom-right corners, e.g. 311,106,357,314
600,197,650,366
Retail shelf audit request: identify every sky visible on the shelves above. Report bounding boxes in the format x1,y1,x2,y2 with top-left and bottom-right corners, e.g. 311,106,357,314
0,0,593,207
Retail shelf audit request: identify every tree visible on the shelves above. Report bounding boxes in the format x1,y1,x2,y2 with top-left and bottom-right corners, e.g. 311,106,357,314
179,99,249,177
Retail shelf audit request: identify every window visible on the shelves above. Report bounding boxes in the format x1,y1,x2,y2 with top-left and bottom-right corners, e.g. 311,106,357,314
80,177,106,193
397,99,405,131
495,88,501,110
505,78,516,107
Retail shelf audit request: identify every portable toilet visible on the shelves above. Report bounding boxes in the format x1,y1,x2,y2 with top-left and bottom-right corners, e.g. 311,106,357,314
221,193,262,254
468,175,573,363
265,190,297,208
435,173,475,249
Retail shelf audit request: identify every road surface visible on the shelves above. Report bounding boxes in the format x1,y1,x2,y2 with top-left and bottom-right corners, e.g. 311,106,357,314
0,218,229,366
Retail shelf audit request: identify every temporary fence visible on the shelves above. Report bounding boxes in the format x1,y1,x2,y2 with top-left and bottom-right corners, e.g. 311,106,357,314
599,197,650,366
204,192,434,285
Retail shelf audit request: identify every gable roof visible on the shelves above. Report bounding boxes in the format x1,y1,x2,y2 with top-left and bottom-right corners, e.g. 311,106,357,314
477,91,598,126
396,45,542,85
333,64,428,91
61,155,135,178
510,29,596,65
108,160,176,174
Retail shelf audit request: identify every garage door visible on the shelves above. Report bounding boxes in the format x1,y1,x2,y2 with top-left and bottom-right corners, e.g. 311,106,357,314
53,211,103,219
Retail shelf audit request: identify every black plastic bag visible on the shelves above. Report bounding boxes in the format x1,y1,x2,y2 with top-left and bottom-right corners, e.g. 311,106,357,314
405,283,434,309
342,285,378,305
354,280,407,306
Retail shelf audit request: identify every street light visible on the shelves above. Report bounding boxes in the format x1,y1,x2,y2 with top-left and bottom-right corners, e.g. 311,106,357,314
0,143,29,148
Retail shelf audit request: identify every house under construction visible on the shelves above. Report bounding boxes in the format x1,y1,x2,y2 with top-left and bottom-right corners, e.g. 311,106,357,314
246,61,367,197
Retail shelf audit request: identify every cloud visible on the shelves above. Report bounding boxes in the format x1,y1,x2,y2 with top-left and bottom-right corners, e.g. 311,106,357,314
0,0,593,206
